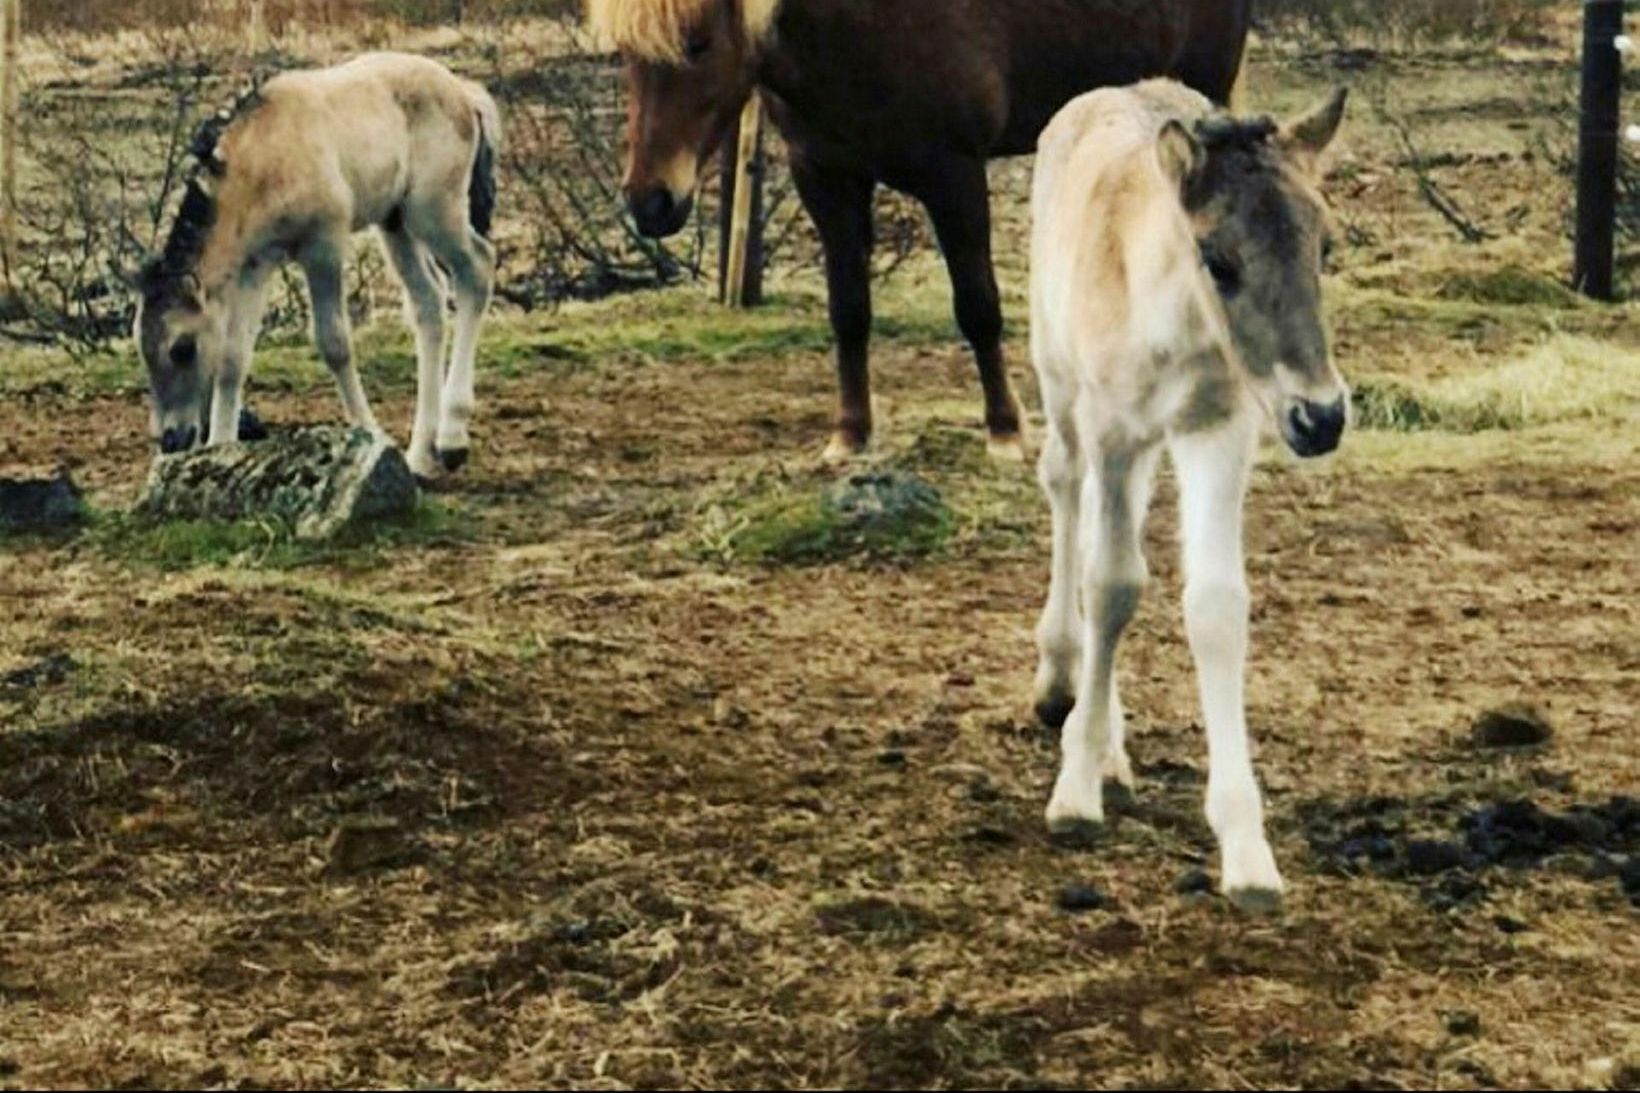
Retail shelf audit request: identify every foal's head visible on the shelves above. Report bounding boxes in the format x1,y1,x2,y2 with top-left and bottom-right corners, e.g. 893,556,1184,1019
589,0,777,237
1162,89,1350,457
133,179,225,454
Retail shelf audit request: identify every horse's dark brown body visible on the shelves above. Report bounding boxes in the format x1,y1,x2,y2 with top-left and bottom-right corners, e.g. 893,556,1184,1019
619,0,1254,455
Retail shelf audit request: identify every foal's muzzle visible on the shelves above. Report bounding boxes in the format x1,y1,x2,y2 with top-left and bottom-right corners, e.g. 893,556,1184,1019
159,425,198,455
628,188,693,239
1281,397,1348,458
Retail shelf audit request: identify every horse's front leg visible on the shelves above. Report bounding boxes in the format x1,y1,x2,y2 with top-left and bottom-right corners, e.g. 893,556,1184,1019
791,159,875,460
1045,438,1159,833
913,156,1026,462
1170,419,1283,910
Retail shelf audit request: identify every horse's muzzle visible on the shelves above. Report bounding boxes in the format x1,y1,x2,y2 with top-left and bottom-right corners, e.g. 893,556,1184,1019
629,188,693,238
1281,397,1348,459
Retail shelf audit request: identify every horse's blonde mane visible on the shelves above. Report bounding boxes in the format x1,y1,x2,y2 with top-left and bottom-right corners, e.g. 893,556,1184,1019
586,0,780,63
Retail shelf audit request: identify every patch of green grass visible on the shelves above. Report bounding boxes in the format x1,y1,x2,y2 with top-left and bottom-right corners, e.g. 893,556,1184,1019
1433,266,1582,309
1354,335,1640,433
695,468,956,567
90,498,471,572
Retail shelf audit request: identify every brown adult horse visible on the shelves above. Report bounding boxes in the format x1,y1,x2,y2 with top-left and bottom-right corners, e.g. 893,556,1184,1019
589,0,1254,460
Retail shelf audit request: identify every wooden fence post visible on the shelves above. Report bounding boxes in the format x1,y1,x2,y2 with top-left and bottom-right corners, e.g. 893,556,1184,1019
1,0,18,289
247,0,267,55
718,94,764,308
1575,0,1625,300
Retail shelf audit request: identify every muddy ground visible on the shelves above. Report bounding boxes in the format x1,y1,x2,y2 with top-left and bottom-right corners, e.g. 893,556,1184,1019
2,27,1639,1093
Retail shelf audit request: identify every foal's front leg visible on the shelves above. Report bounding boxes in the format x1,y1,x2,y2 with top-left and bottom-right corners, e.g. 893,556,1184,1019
1170,421,1283,910
206,267,272,448
303,240,381,435
1045,441,1159,832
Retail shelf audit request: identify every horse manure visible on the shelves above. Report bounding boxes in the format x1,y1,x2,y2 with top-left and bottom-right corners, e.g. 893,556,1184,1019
1471,703,1552,749
1057,883,1108,913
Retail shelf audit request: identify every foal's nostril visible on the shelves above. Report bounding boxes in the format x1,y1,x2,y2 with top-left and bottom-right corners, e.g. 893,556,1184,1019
1287,397,1347,458
159,425,197,455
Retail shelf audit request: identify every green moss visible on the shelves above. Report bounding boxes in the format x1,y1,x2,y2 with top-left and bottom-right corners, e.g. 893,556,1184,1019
698,469,956,567
90,498,469,572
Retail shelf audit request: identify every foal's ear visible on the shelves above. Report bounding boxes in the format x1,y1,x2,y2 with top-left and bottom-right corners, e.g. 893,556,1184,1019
1156,119,1206,196
1278,86,1349,173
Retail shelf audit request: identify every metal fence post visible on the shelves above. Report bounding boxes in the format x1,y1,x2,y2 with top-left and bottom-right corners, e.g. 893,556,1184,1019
1575,0,1625,300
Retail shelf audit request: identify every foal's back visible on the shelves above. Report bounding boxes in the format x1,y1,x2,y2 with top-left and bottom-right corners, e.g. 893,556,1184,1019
1030,81,1217,386
216,53,487,234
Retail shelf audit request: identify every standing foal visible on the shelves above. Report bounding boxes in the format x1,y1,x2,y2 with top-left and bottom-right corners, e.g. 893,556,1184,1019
134,53,500,479
1029,80,1349,909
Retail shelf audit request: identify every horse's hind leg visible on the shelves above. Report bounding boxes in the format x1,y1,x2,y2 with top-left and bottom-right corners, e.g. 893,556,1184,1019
419,217,493,472
914,156,1027,463
302,236,381,434
1170,418,1283,910
381,226,448,479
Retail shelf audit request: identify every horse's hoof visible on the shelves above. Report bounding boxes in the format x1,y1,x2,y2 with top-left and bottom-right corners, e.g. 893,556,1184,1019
438,447,469,473
822,431,868,464
1224,885,1284,916
986,431,1028,464
1034,692,1076,730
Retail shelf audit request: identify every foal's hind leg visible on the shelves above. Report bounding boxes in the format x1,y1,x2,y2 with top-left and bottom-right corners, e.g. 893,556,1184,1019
1170,419,1283,910
914,156,1027,462
381,227,448,480
1045,438,1159,833
420,218,494,471
302,236,381,434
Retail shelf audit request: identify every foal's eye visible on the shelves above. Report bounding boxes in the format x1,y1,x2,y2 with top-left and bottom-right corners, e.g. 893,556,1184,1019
684,32,711,62
1201,248,1242,297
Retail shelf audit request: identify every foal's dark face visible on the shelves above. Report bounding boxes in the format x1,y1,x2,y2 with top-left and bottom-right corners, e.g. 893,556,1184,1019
134,268,217,454
621,1,756,238
1181,90,1351,458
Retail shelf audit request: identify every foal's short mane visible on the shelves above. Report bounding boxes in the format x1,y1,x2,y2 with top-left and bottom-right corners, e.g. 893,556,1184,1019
586,0,781,62
1194,114,1277,152
141,80,267,292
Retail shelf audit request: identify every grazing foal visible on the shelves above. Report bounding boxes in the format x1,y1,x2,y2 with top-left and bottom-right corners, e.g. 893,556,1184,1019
1029,80,1349,908
134,53,500,479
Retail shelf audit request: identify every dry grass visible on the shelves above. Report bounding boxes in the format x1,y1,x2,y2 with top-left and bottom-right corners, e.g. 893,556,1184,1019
2,19,1640,1093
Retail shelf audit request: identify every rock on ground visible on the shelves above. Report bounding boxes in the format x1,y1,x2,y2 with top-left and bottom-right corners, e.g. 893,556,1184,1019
141,426,420,540
0,468,83,533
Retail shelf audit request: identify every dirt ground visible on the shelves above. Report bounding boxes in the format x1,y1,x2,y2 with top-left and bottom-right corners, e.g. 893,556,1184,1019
2,28,1639,1093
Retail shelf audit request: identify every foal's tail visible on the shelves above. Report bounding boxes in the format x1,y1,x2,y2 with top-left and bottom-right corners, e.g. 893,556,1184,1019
465,83,502,239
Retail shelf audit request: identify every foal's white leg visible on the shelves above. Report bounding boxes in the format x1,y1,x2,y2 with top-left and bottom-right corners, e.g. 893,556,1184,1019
205,267,272,449
1032,386,1083,730
381,229,448,479
1170,420,1283,909
1045,440,1159,832
303,240,381,434
423,224,494,471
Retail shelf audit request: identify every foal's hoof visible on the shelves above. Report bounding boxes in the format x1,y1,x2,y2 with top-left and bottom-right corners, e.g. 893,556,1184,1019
437,447,470,473
237,407,270,442
1224,885,1285,916
1047,817,1106,848
1034,692,1076,730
